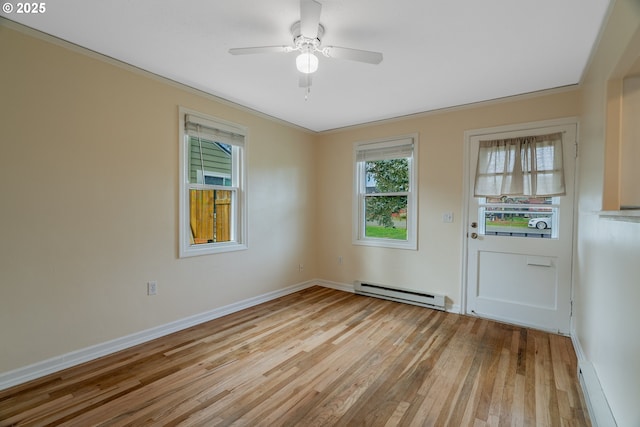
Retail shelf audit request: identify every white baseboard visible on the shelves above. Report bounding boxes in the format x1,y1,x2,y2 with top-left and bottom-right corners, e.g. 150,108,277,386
0,280,318,391
446,303,461,314
315,279,355,293
571,331,617,427
571,329,587,362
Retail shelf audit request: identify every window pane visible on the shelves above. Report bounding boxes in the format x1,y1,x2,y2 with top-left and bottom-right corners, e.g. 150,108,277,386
365,158,409,193
482,196,555,239
204,175,231,186
189,189,232,244
189,137,232,185
364,195,408,240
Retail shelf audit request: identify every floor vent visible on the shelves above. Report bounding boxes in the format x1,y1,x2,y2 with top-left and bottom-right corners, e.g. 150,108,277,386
354,281,445,311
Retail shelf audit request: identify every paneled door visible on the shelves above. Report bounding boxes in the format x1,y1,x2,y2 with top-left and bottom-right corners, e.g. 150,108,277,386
464,120,577,334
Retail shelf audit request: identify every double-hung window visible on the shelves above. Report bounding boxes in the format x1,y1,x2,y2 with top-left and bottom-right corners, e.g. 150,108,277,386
179,108,247,257
353,135,418,250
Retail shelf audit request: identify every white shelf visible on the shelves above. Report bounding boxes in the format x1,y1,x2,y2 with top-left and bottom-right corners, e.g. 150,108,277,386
599,209,640,222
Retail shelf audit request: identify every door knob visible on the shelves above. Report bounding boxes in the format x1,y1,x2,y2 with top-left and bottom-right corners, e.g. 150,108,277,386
470,232,478,239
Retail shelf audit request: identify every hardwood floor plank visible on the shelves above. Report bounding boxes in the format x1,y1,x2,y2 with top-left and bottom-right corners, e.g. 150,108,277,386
384,401,410,427
486,343,511,423
0,287,590,426
524,328,537,425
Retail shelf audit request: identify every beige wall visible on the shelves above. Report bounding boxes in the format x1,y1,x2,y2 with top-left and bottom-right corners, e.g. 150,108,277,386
574,0,640,425
315,92,580,307
0,23,317,372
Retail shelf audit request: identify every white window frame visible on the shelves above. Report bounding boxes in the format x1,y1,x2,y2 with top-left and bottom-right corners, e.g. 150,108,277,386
198,170,232,187
179,107,248,257
352,134,418,250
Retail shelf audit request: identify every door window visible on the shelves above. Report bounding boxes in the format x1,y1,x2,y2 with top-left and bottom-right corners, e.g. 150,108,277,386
478,196,559,239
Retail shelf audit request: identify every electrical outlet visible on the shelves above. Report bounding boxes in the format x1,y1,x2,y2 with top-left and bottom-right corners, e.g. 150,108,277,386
298,264,304,272
338,256,343,265
147,281,157,296
442,212,454,223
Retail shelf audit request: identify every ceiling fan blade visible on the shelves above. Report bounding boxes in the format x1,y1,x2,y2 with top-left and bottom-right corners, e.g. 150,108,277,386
300,0,322,39
229,46,292,55
298,73,312,88
323,46,383,64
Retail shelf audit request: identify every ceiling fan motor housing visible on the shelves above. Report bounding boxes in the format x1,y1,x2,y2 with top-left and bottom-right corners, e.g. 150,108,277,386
291,21,324,52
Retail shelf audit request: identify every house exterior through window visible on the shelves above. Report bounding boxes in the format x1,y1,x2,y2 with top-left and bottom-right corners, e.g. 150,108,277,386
179,108,247,257
353,135,418,250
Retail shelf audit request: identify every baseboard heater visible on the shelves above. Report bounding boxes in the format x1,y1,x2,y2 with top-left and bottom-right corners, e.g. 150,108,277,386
578,361,617,427
354,281,445,311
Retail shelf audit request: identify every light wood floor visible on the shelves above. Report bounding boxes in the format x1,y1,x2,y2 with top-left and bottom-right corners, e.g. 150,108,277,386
0,286,590,426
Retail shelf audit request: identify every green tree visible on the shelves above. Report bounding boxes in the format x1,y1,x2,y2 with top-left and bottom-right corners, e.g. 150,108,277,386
365,158,409,228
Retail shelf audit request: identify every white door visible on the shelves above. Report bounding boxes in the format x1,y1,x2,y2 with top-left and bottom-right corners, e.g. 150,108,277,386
464,120,576,334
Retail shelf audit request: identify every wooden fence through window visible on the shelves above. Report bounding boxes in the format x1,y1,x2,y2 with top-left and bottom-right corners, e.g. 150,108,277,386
189,189,231,244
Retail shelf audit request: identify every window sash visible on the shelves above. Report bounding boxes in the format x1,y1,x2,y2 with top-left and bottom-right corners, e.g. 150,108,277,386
362,194,410,241
187,185,237,244
189,138,233,185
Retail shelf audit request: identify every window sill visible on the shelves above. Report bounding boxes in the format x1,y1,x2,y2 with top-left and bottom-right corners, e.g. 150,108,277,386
353,239,417,250
179,242,248,258
598,209,640,223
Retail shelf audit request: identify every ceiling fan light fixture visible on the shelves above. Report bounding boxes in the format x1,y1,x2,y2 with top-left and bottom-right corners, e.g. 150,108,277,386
296,51,318,74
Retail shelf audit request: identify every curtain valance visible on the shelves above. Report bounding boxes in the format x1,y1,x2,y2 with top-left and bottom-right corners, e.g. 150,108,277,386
474,132,565,197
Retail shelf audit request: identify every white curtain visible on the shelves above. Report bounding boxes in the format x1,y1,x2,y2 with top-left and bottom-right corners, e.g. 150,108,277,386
474,132,565,197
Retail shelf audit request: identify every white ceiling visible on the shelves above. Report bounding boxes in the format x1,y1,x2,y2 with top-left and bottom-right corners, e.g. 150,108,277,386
2,0,611,132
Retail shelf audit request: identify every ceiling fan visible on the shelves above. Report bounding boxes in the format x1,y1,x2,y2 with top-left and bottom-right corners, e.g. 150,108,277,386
228,0,383,91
